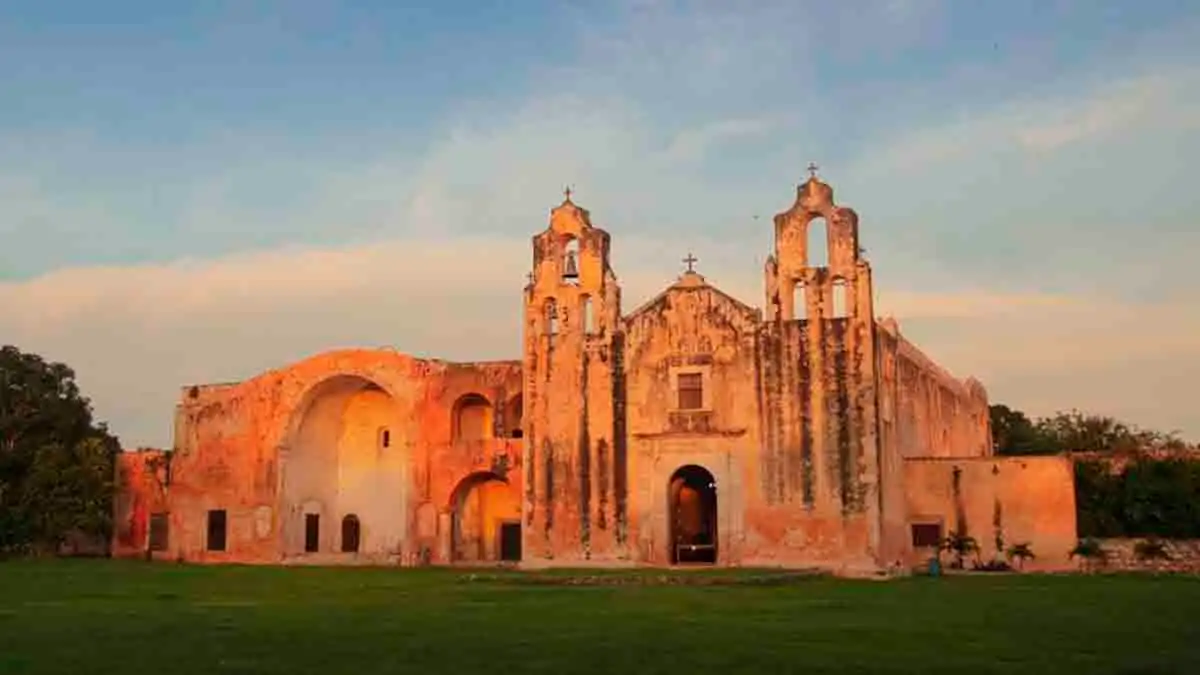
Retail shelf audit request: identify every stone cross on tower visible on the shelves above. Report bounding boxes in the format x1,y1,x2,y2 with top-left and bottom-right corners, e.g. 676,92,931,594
682,252,698,273
807,161,820,179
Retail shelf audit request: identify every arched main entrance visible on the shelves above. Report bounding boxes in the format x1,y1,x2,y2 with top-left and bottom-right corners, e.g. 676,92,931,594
668,465,718,564
450,472,522,563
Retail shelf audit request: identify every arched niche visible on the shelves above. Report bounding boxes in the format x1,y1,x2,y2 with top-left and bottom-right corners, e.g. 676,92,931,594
453,393,494,443
279,374,407,557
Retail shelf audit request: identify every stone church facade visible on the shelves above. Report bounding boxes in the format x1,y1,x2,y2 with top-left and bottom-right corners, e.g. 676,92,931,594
113,173,1079,573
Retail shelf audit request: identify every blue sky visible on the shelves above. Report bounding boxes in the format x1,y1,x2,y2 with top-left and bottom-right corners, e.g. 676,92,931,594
2,0,1199,447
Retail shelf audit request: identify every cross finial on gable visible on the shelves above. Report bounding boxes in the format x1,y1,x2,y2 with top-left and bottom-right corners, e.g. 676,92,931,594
807,161,820,179
682,252,699,273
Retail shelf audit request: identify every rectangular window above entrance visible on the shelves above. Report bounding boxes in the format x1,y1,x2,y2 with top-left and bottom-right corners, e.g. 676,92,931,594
677,372,703,410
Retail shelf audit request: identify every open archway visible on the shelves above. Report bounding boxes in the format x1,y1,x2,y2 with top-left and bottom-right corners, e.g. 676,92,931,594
449,472,521,563
668,465,718,565
280,375,407,557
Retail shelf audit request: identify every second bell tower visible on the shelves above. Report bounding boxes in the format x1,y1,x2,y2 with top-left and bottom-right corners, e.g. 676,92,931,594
522,189,626,564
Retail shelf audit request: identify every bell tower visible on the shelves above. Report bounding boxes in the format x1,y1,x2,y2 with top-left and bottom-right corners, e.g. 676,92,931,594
522,188,625,563
765,163,872,322
760,166,880,527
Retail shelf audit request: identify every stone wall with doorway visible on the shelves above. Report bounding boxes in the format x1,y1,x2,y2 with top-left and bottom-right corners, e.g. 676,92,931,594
902,456,1078,571
158,348,522,565
111,448,170,558
621,275,760,567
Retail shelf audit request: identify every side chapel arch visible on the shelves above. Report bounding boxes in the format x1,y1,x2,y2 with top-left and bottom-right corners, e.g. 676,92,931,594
279,373,405,557
448,471,522,563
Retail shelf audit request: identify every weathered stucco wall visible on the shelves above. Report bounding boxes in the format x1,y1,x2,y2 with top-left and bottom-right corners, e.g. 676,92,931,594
877,320,991,460
903,456,1078,571
523,194,626,565
622,275,760,565
112,449,170,557
753,176,882,571
159,350,522,565
874,318,994,566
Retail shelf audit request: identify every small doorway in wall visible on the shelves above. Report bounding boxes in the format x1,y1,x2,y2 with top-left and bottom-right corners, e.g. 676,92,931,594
668,465,718,565
341,514,361,553
304,513,320,553
499,521,522,562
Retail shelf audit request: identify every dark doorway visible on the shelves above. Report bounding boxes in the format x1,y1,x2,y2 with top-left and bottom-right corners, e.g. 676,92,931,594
499,521,522,562
304,513,320,553
668,465,718,564
341,514,360,553
148,512,169,552
206,509,227,552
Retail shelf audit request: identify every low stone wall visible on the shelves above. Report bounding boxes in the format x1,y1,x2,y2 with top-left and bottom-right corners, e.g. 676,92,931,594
1091,538,1200,573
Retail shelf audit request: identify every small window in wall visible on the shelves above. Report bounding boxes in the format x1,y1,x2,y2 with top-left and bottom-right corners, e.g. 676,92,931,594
341,515,361,553
792,281,807,320
582,295,595,334
832,279,849,318
911,522,943,548
305,513,320,553
677,372,704,410
546,298,559,336
206,510,227,552
149,512,169,552
379,427,391,449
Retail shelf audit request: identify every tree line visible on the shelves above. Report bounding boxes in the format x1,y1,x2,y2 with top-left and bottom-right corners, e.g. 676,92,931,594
1,345,119,555
990,404,1200,539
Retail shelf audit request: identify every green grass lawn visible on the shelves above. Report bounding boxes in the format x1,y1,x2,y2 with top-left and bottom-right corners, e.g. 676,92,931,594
1,561,1198,674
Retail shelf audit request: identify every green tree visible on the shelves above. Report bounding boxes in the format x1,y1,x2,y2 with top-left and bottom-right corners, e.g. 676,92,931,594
990,404,1194,456
0,345,120,555
989,404,1056,455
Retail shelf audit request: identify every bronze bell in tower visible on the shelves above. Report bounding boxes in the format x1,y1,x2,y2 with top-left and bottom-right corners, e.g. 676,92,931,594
562,250,579,281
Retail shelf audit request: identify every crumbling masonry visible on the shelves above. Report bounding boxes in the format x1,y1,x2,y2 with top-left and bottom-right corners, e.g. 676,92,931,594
113,173,1079,573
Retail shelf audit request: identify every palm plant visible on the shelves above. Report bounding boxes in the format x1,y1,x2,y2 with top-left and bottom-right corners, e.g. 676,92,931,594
1069,537,1108,573
1005,542,1035,571
939,532,981,570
